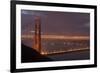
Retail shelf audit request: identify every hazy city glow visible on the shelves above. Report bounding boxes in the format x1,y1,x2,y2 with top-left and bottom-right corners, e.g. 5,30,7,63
22,35,89,40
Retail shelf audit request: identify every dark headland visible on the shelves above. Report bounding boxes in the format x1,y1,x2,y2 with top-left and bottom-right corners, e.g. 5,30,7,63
21,44,53,63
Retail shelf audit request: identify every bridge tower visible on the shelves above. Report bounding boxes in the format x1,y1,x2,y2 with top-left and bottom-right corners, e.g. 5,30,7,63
33,16,41,53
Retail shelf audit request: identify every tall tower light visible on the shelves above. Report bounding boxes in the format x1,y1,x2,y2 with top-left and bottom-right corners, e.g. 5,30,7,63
33,16,41,53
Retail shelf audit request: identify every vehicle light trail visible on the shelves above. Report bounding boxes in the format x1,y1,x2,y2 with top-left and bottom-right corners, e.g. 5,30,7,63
41,47,89,55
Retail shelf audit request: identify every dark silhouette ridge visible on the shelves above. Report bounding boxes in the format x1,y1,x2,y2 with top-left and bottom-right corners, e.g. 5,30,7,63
21,44,52,63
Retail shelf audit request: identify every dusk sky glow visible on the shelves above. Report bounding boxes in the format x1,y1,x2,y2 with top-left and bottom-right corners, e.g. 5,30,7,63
21,10,90,36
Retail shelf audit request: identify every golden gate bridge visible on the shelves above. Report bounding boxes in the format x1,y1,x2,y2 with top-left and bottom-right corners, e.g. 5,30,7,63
22,16,90,55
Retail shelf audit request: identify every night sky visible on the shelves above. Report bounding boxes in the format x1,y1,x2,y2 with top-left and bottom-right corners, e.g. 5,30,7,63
21,10,90,36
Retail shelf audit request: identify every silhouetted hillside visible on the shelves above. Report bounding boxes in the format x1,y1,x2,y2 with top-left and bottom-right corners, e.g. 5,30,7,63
21,44,52,63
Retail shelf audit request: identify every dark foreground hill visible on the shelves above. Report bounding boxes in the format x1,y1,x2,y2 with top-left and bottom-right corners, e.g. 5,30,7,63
21,44,52,63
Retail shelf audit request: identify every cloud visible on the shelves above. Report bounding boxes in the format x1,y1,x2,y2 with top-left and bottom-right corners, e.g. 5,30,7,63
30,30,35,33
21,11,28,14
21,10,34,15
84,22,90,28
30,30,44,34
21,10,47,18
